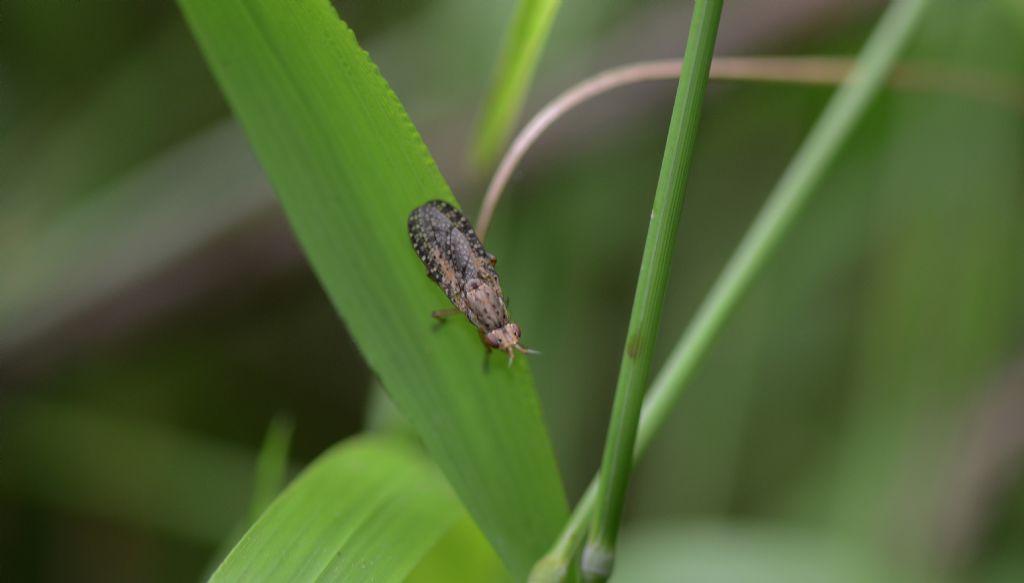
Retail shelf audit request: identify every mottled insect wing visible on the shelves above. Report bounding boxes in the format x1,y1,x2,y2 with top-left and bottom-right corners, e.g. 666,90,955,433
408,199,499,310
409,201,462,309
422,200,490,261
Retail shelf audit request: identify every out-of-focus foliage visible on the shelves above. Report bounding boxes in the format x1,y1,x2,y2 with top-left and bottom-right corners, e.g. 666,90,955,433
471,0,562,169
614,523,889,583
2,0,1023,582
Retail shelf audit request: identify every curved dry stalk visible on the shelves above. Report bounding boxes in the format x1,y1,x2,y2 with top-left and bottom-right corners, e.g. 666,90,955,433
475,55,1024,241
475,59,682,241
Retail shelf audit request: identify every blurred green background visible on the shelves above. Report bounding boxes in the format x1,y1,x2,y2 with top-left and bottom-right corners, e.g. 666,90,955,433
2,0,1023,581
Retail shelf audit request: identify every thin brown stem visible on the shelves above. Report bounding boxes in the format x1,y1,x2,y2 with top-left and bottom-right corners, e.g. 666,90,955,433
475,56,1024,241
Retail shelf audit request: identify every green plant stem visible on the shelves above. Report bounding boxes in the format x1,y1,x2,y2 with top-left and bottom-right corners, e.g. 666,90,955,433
581,2,722,581
533,0,933,579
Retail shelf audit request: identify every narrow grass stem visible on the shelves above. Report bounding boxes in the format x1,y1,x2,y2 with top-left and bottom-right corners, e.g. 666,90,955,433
531,0,933,580
581,2,722,581
476,54,1023,242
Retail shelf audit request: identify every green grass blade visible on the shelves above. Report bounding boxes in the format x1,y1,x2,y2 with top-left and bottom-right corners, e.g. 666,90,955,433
248,414,294,524
177,1,568,577
829,0,1024,555
632,0,933,471
471,0,562,169
536,0,934,577
582,2,722,581
210,436,462,583
202,415,297,580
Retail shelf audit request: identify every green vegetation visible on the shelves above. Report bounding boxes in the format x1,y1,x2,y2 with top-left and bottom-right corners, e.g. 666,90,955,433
177,0,567,578
2,1,1023,582
584,2,722,580
471,0,562,169
211,436,461,582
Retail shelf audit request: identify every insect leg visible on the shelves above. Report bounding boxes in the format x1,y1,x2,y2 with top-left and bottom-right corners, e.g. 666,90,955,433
431,307,461,320
431,307,460,331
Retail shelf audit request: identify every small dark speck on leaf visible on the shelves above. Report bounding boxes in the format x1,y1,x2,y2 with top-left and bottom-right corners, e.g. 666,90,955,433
626,334,642,359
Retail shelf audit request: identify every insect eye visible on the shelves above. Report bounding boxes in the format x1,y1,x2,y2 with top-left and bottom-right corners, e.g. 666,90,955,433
485,333,501,348
511,324,521,338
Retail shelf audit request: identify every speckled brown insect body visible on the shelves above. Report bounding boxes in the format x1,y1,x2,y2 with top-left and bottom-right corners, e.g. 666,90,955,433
408,199,535,365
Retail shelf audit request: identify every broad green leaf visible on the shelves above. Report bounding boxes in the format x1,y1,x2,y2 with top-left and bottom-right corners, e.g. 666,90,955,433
211,436,462,583
471,0,562,168
409,512,510,583
177,0,568,576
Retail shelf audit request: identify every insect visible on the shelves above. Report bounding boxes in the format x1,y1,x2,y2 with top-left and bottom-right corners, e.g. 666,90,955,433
408,199,537,366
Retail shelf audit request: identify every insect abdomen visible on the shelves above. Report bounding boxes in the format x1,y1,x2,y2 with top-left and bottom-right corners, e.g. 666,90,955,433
408,200,507,319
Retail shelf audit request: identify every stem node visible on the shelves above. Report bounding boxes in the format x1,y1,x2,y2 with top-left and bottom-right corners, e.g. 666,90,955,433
580,542,614,581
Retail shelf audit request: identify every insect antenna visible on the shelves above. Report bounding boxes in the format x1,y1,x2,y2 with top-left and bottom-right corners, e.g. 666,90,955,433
505,344,540,366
